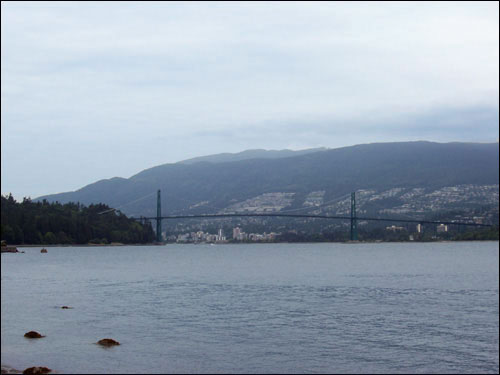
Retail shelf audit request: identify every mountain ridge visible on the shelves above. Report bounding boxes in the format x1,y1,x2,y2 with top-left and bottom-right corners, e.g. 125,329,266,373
35,141,499,219
176,147,328,166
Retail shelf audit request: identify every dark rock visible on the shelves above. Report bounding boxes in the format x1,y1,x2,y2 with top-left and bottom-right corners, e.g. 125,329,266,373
24,331,45,339
97,338,120,346
61,306,72,309
1,246,18,253
22,367,51,375
40,249,47,253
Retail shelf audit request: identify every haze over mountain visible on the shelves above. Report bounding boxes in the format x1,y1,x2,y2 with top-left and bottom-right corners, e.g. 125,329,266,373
36,141,499,220
178,148,328,165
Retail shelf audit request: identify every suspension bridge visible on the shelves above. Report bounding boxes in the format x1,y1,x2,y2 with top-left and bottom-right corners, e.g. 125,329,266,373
103,190,494,243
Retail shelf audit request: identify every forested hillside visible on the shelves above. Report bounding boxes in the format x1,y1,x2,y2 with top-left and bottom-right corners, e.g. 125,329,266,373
36,141,499,219
0,194,155,245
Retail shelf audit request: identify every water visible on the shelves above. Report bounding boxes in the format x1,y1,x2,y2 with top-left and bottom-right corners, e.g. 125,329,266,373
1,242,498,374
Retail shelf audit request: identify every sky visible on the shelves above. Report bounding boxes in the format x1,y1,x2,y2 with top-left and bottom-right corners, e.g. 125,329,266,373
1,1,499,200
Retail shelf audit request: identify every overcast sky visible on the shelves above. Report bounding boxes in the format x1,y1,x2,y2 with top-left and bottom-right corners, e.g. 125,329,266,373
1,1,499,200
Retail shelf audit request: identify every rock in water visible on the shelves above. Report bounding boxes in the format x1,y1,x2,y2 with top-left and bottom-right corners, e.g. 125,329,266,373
61,306,72,309
40,249,47,253
22,367,51,375
97,338,120,346
24,331,45,339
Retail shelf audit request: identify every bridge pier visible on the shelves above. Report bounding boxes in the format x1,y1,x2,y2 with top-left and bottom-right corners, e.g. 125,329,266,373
350,192,358,241
156,190,162,243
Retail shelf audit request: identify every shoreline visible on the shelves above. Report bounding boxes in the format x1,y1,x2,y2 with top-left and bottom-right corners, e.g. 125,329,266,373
1,246,20,253
1,364,57,375
4,243,159,248
4,239,499,248
1,364,21,374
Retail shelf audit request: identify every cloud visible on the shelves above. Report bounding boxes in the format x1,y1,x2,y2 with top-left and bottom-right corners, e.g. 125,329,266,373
1,1,499,199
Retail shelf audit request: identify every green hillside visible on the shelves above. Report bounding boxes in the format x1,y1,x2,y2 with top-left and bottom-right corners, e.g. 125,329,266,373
36,141,499,220
1,194,155,245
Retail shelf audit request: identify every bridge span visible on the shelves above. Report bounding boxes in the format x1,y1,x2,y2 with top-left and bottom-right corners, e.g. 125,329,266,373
124,190,494,242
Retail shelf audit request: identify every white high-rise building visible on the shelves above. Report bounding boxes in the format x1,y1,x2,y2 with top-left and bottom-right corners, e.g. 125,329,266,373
217,228,225,241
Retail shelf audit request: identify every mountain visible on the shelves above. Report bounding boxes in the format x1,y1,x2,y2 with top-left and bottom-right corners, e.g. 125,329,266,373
178,148,328,164
36,142,499,220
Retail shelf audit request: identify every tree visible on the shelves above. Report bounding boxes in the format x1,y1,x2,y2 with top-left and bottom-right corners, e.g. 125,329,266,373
1,224,15,244
44,232,57,244
1,194,155,245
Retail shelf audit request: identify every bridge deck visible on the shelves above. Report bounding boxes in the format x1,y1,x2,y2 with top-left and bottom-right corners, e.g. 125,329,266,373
131,213,493,227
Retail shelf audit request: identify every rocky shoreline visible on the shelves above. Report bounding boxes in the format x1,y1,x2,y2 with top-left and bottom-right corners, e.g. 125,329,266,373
1,365,21,374
1,365,52,374
1,246,19,253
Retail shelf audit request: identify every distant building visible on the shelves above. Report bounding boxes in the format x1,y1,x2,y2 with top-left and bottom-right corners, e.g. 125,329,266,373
177,233,190,242
416,224,422,233
386,225,404,232
217,228,226,242
267,232,277,240
206,234,217,242
436,224,448,233
233,227,241,239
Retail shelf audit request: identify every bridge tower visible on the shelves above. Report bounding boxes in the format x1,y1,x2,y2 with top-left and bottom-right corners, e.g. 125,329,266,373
350,192,358,241
156,189,162,243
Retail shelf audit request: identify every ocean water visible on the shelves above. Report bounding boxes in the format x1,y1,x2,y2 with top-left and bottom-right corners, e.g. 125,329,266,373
1,242,498,374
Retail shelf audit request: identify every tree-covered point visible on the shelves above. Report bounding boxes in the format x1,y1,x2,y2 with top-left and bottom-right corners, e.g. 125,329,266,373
1,194,155,245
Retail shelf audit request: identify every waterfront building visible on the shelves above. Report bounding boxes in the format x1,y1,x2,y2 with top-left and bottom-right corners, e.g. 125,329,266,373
436,224,448,233
217,228,226,242
386,225,405,232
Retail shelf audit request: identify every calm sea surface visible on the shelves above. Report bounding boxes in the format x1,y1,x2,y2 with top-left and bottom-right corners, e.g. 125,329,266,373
1,242,499,374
